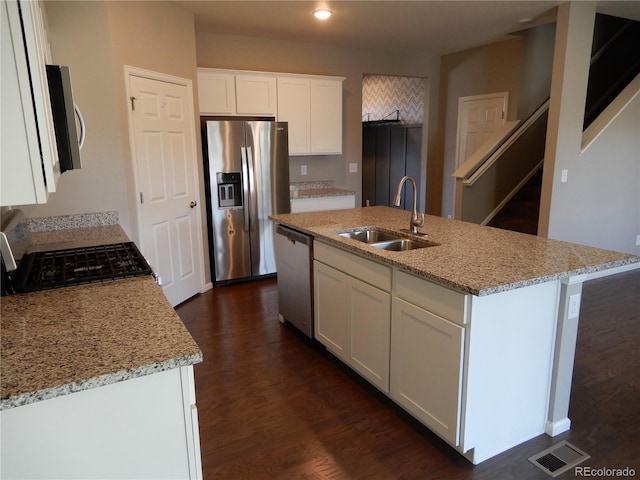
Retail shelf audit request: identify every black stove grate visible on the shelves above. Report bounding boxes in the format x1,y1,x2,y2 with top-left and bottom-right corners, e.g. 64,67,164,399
13,242,153,292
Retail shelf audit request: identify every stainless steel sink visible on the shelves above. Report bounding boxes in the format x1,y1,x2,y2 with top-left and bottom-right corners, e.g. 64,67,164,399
338,228,401,244
337,227,438,251
370,238,434,251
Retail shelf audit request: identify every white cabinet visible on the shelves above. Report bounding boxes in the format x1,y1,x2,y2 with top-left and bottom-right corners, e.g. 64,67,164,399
314,242,391,392
390,297,465,446
309,240,564,464
390,270,467,446
1,366,202,479
348,276,391,392
309,78,343,154
314,260,349,360
277,75,344,155
197,68,344,156
290,194,356,213
235,73,277,115
197,69,235,114
276,76,310,154
197,68,277,116
1,0,60,206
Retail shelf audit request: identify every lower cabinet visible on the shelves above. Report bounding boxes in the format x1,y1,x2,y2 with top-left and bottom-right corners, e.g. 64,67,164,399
314,242,391,392
314,260,349,360
390,297,464,446
1,366,202,479
312,241,559,464
290,194,356,213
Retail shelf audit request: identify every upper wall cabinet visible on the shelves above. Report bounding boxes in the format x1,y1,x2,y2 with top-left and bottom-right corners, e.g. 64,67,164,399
197,68,277,117
197,68,344,156
277,75,344,156
2,0,60,206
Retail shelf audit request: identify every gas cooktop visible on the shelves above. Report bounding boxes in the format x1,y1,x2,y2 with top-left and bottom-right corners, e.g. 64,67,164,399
10,242,153,293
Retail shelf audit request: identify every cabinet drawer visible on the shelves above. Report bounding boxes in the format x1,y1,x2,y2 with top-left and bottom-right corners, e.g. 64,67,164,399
314,241,391,292
395,271,468,325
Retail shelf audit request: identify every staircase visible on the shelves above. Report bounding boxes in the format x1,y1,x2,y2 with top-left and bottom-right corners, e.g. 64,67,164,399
487,169,542,235
484,14,639,236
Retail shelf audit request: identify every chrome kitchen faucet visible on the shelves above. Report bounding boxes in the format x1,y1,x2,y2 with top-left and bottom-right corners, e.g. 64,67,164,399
393,176,425,235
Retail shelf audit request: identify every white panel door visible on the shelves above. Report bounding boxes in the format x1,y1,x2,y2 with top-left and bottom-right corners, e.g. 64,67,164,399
129,73,203,307
455,93,508,169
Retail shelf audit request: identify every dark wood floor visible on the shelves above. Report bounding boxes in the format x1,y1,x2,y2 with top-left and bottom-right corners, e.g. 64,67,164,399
176,269,640,480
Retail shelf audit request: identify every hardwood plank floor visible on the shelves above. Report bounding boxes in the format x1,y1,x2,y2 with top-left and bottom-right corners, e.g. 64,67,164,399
176,269,640,479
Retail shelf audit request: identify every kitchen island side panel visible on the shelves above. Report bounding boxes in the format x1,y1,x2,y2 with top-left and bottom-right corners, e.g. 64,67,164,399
461,280,559,463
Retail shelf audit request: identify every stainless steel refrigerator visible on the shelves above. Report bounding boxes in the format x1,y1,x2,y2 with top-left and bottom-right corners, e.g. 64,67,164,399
202,119,290,284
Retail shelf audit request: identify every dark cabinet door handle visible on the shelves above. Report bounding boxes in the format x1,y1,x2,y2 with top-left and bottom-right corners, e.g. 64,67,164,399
190,201,197,208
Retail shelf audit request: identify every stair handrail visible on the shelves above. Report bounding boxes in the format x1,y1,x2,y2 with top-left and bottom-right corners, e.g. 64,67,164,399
463,99,550,187
582,72,640,152
452,121,520,180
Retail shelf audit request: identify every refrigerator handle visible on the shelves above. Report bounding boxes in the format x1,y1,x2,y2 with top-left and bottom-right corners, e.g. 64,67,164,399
241,147,250,231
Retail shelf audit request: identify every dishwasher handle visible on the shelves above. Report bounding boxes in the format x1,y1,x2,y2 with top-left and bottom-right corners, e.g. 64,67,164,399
276,224,313,246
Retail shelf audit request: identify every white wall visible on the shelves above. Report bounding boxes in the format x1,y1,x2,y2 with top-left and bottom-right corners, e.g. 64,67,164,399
549,94,639,254
28,1,199,244
26,2,132,231
540,2,639,255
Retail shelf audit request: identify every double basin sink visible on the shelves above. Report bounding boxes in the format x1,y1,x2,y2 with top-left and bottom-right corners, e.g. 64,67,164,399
337,227,438,251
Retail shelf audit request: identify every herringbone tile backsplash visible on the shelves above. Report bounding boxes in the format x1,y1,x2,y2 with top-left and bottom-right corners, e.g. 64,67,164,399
362,75,425,124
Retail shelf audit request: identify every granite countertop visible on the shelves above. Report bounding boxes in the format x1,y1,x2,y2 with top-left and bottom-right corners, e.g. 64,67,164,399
271,206,639,296
289,181,356,199
292,187,357,199
0,218,202,410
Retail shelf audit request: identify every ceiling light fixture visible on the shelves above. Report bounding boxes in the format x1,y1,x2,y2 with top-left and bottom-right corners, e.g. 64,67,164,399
313,9,332,20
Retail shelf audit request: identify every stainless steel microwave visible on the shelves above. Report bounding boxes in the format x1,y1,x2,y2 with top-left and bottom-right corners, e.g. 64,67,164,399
46,65,84,172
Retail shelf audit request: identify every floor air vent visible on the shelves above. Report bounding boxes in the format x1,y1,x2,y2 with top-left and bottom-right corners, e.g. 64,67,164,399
528,441,590,477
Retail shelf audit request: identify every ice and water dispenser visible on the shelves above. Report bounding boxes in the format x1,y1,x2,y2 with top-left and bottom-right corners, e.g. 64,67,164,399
216,172,242,208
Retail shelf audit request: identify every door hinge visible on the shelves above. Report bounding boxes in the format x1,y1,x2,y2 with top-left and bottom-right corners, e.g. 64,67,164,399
139,192,144,204
130,96,137,111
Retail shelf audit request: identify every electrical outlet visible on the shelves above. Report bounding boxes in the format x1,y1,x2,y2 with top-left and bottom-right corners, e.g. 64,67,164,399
568,293,581,320
561,169,568,183
301,165,307,176
349,163,358,173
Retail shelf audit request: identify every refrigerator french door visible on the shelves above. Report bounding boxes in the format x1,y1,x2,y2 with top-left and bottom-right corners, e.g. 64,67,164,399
202,120,290,284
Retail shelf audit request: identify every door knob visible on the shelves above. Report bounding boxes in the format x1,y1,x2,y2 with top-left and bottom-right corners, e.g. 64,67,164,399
190,201,197,208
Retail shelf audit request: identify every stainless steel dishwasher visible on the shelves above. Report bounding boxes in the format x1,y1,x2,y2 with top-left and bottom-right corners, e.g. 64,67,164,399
275,224,314,338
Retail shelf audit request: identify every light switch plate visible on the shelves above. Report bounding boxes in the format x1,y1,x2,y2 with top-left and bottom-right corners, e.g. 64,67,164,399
349,163,358,173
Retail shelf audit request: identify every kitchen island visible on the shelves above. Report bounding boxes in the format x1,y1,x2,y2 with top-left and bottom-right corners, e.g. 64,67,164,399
0,217,203,479
271,206,639,464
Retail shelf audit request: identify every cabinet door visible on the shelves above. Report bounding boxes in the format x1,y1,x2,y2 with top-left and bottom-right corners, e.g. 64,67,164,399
390,297,464,446
276,76,310,155
197,70,235,115
290,195,356,213
348,277,391,392
314,260,348,360
235,74,277,116
310,78,342,154
1,0,59,206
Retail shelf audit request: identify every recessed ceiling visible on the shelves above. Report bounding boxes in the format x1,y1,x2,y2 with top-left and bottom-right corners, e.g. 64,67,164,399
176,1,640,56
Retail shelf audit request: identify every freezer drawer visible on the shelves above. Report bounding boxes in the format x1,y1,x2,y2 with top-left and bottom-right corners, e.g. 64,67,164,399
275,224,313,338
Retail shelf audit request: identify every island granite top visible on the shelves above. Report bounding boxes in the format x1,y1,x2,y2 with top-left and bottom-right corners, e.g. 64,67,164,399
1,222,202,410
271,206,639,296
